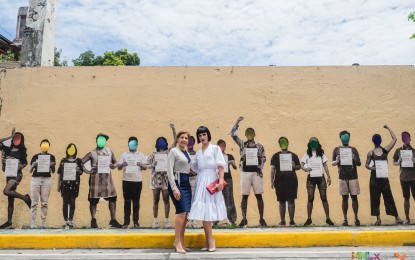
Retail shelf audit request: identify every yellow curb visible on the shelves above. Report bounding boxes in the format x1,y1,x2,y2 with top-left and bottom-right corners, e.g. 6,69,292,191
0,230,414,249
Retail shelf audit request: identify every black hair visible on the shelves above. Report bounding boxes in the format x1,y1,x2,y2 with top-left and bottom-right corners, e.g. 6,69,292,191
155,136,168,152
11,132,27,158
402,131,411,137
339,130,350,138
217,139,226,146
189,136,196,143
128,136,138,143
65,143,78,158
196,126,211,143
40,139,50,146
307,138,324,157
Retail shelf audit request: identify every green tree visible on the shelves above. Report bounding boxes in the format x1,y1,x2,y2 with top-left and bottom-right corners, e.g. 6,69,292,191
72,49,140,66
0,49,17,62
409,12,415,40
54,48,68,66
72,50,100,66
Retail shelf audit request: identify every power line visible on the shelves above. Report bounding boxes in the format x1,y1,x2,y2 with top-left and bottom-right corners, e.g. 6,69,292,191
0,25,14,39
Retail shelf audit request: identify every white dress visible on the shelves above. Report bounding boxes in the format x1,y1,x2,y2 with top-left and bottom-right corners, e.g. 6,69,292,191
188,144,227,221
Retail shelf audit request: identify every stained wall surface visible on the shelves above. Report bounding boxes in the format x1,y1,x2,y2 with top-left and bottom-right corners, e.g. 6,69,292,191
0,66,414,228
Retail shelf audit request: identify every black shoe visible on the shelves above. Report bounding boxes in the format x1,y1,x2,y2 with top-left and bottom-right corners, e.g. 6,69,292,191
355,219,360,226
304,218,312,226
278,220,286,226
133,223,139,229
109,219,122,228
342,220,348,226
238,219,247,228
24,194,31,209
0,221,12,229
326,218,335,226
91,218,98,229
259,219,267,228
289,220,296,226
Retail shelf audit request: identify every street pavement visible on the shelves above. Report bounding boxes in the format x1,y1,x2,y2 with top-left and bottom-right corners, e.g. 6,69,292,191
0,247,414,259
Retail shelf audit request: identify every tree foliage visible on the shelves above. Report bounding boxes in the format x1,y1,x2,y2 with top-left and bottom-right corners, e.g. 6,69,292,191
72,49,140,66
0,49,17,62
409,12,415,40
54,48,68,66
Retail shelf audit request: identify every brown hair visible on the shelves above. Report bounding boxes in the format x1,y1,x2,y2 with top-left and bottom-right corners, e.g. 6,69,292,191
177,131,190,139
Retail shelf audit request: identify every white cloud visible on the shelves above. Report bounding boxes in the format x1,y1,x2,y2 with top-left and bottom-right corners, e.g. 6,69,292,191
1,0,414,65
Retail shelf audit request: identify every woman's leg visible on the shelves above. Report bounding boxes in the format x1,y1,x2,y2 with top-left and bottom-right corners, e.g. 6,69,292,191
351,195,359,223
132,182,142,225
370,177,381,224
152,189,161,218
181,212,188,247
279,201,286,224
3,180,25,200
342,195,349,223
6,196,14,223
203,220,215,249
318,188,330,219
162,189,170,219
306,186,316,220
287,199,295,223
382,180,399,217
162,189,171,228
40,178,52,228
62,195,70,221
174,212,186,252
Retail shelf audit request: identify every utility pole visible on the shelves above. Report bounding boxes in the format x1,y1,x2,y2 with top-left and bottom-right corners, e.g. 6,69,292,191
20,0,56,67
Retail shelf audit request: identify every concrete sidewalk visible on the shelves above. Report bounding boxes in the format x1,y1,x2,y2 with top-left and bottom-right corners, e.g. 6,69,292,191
1,247,414,259
0,226,414,249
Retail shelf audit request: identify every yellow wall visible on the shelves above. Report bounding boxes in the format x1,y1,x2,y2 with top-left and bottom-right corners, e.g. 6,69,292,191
0,66,414,228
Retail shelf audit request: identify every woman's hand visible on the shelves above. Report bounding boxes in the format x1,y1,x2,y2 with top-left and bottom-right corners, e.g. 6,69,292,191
173,189,181,200
327,176,331,186
216,179,225,191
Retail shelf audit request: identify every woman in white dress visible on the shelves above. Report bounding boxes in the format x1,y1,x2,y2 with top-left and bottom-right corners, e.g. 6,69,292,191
188,126,227,252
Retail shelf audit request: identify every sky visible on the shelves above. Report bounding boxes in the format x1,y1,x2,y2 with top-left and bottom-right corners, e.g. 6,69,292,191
0,0,414,66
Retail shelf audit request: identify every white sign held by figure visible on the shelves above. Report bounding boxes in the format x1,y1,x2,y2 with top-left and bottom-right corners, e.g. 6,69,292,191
309,157,323,177
400,150,414,168
63,163,77,181
279,154,293,171
245,148,258,166
375,160,388,178
5,159,19,177
98,156,111,174
125,154,139,179
155,153,168,172
340,148,353,166
37,155,51,173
